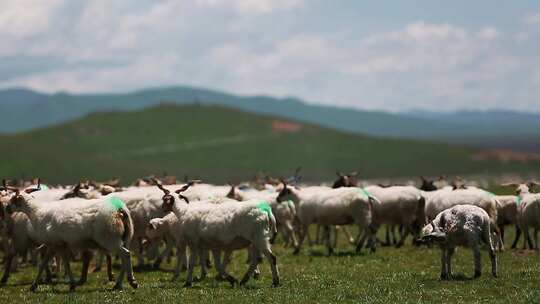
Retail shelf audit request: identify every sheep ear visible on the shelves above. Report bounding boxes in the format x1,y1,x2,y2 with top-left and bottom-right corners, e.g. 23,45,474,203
175,182,194,194
153,178,170,194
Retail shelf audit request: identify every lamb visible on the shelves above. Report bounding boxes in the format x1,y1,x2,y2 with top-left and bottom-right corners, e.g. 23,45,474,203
0,183,138,292
420,205,497,280
155,183,280,288
501,182,540,249
276,182,376,255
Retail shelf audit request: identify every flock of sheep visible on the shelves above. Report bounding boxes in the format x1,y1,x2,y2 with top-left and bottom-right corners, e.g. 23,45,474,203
0,172,539,292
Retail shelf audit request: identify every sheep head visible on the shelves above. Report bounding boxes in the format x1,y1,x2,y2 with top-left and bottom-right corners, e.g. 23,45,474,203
419,176,437,191
276,180,299,204
226,183,243,201
420,222,447,244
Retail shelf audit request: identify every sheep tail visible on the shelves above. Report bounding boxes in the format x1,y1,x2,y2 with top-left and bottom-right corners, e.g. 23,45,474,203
119,209,134,247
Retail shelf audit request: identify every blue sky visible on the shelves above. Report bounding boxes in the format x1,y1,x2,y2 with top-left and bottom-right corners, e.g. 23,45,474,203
1,0,540,112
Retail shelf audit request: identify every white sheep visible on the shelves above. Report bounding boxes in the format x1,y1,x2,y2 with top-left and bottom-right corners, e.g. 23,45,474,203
1,184,138,292
501,182,540,249
495,195,520,250
420,205,498,280
276,183,376,255
362,185,426,248
155,183,280,288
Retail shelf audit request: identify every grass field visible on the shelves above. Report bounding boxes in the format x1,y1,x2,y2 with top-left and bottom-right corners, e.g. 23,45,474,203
1,227,539,304
1,104,540,185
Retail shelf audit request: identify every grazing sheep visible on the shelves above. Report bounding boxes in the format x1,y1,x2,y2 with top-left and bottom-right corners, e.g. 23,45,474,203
420,205,497,280
1,183,138,292
155,183,280,288
495,195,520,250
502,182,540,249
276,182,376,255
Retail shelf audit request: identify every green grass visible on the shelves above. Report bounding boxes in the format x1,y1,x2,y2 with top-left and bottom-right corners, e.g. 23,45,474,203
1,104,539,184
1,227,539,304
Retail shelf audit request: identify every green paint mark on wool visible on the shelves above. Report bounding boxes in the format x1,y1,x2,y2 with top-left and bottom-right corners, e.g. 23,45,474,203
287,200,295,208
40,184,49,190
359,188,371,198
516,196,522,206
257,201,273,215
107,197,126,210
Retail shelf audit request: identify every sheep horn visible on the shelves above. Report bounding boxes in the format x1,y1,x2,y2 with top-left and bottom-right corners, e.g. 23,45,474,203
153,178,170,194
175,181,194,194
178,194,189,204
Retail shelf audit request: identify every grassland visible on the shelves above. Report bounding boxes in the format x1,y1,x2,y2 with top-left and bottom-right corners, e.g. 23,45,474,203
0,104,539,184
0,227,538,304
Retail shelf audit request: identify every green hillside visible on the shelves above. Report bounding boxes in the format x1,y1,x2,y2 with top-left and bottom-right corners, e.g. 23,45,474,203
0,104,538,184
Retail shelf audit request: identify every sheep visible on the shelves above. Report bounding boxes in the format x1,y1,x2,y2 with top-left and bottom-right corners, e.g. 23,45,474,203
501,182,540,250
495,195,520,250
228,186,298,248
0,183,138,292
420,205,497,280
276,182,376,255
363,185,426,248
155,183,280,288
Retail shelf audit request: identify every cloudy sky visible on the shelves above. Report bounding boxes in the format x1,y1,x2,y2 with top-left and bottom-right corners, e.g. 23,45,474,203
1,0,540,112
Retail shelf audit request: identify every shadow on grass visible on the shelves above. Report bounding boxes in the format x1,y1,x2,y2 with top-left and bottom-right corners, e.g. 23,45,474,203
308,250,361,257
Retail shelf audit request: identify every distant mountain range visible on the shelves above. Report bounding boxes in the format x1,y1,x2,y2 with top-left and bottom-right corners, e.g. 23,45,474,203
1,86,539,151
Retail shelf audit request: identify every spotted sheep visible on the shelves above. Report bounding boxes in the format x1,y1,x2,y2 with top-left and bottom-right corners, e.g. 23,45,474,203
420,205,498,280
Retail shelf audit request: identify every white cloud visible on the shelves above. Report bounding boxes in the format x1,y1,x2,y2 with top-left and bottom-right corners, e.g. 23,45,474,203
195,0,303,14
0,0,62,38
523,12,540,25
477,27,499,40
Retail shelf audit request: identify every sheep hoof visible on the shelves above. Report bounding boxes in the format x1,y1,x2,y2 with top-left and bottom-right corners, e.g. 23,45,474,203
271,281,281,288
440,274,449,281
76,279,86,286
0,277,8,285
29,283,38,292
253,272,260,280
474,272,481,279
153,259,162,270
112,283,123,291
108,274,115,282
129,280,139,289
183,282,193,288
69,284,77,292
293,248,300,255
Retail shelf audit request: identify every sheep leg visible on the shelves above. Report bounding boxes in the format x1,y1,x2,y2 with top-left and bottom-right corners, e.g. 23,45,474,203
511,225,521,249
154,240,174,269
184,247,198,288
260,242,280,287
473,244,482,278
535,229,539,250
30,248,54,292
197,250,208,281
341,226,355,245
440,247,449,280
293,225,307,255
92,253,103,272
77,251,93,286
284,221,298,249
324,225,333,256
240,247,259,286
0,250,15,284
396,225,410,248
172,244,186,282
106,254,114,282
332,226,338,249
524,226,534,249
446,247,455,279
211,249,237,287
60,252,77,292
113,246,138,290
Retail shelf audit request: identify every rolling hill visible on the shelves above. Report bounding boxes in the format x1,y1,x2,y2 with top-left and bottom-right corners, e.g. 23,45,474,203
1,86,539,151
0,104,538,184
